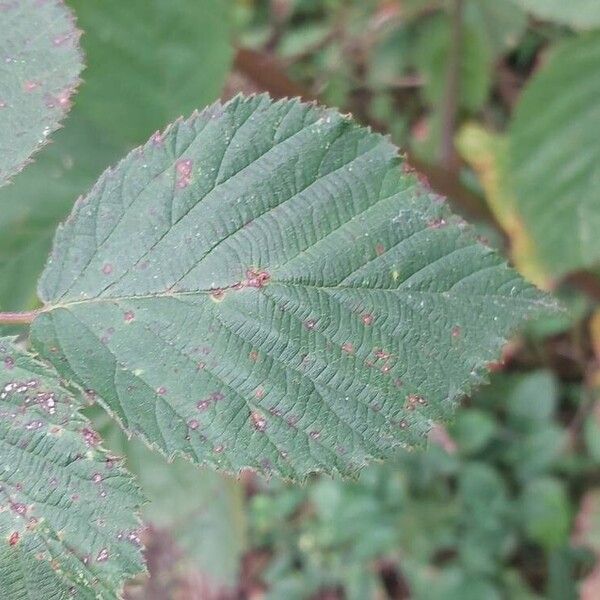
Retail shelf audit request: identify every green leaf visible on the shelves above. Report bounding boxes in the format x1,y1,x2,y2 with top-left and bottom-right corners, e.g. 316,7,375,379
511,0,600,29
510,33,600,281
466,0,527,58
504,370,558,428
450,409,497,455
520,477,571,550
0,339,144,598
31,95,554,479
0,0,83,187
68,0,234,147
456,123,549,287
458,463,512,573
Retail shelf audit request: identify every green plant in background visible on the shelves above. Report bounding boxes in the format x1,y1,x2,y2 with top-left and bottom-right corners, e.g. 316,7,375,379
2,0,600,598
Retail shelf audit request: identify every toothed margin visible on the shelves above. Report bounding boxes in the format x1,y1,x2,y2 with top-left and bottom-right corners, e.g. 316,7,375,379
0,0,84,188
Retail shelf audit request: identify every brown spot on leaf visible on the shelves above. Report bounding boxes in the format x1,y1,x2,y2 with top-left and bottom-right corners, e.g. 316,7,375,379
23,80,40,92
196,399,210,411
245,268,270,288
406,394,427,410
81,427,100,448
427,217,447,229
96,548,109,562
176,158,193,188
361,313,374,325
52,33,71,46
210,288,225,302
251,411,267,432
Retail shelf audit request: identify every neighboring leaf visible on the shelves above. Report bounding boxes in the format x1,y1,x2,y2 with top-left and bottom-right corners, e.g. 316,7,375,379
458,463,511,573
0,0,82,187
69,0,234,147
520,478,571,550
456,123,549,288
509,33,600,281
31,95,554,479
573,488,600,600
466,0,527,58
0,339,144,598
367,25,415,90
511,0,600,30
449,409,496,455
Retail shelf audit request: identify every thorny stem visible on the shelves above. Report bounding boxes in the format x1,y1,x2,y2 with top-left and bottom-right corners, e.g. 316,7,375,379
0,310,40,325
440,0,464,171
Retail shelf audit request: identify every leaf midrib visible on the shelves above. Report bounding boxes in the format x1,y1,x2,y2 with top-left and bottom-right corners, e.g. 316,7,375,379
41,275,554,314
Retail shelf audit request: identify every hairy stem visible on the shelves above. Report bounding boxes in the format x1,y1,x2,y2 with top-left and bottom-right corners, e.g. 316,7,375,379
0,310,40,325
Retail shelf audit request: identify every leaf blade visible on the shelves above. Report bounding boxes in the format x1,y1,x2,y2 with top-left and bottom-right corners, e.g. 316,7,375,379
0,339,145,598
0,0,83,187
510,33,600,281
512,0,600,29
32,95,555,479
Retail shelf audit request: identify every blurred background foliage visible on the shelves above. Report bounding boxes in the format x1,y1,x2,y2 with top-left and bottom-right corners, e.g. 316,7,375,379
2,0,600,598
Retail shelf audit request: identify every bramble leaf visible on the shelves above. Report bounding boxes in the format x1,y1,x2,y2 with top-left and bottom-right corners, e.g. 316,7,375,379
456,123,548,288
0,0,83,187
0,339,144,598
510,33,600,282
31,95,555,479
511,0,600,30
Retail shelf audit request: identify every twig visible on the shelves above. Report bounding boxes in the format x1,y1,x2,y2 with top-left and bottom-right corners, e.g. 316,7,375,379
440,0,464,170
0,310,40,325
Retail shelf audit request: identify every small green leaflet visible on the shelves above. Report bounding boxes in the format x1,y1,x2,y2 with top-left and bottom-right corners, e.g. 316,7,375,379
0,339,144,598
0,0,83,187
510,33,600,281
31,95,555,479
